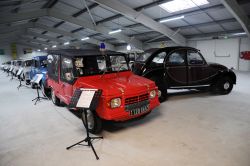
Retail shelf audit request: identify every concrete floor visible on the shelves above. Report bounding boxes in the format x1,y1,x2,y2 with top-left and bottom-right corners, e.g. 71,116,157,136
0,71,250,166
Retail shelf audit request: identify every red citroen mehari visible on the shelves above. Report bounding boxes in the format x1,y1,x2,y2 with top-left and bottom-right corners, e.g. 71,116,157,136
47,49,160,133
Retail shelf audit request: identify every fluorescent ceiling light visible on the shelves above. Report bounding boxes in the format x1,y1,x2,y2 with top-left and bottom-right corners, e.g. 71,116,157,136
159,0,209,13
159,15,184,23
64,42,70,45
126,44,131,51
52,45,57,48
109,29,122,34
44,47,47,50
37,49,41,52
81,37,90,41
232,32,246,36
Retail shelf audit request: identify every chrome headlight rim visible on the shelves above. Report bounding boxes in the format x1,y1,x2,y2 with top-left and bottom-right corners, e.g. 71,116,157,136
149,90,156,99
110,97,121,108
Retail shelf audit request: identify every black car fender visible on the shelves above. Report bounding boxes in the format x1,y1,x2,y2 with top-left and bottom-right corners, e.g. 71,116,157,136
212,69,236,84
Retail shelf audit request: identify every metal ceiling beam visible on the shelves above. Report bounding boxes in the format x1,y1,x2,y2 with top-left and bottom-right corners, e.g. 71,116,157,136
35,23,115,51
42,0,58,8
49,9,143,49
0,29,25,39
91,0,186,45
0,9,48,25
221,0,250,38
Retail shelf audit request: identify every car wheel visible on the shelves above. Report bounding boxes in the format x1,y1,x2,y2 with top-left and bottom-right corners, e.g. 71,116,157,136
81,110,102,134
215,76,233,95
51,88,60,106
150,76,168,102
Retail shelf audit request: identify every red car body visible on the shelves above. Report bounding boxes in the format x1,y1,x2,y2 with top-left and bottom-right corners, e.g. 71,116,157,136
47,49,159,133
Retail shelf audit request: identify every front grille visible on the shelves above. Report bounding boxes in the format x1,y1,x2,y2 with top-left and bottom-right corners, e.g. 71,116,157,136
125,93,149,105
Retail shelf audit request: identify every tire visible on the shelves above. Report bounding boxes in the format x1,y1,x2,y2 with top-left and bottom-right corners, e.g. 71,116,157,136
51,88,60,106
214,76,233,95
150,76,168,102
81,110,103,134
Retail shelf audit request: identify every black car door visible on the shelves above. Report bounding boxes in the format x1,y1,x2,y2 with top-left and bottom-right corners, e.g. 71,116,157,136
165,49,188,87
187,50,211,85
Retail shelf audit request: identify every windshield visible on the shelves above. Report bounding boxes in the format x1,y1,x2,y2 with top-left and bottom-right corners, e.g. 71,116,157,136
74,55,129,77
135,53,151,62
23,60,32,67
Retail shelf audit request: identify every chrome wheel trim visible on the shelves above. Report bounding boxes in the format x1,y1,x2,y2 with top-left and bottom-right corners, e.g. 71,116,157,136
82,110,95,130
223,82,230,90
158,90,162,97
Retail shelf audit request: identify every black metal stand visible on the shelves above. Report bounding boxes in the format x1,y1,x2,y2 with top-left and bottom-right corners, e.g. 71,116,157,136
66,109,103,160
10,72,14,80
32,85,47,105
17,77,29,90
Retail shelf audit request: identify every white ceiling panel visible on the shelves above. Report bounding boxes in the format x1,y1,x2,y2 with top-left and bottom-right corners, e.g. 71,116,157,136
185,13,213,24
57,22,82,32
118,0,153,9
180,27,201,35
221,22,243,31
37,17,59,27
59,0,93,10
54,1,80,15
197,24,224,33
207,8,233,20
143,6,171,19
28,28,44,34
161,19,189,28
44,31,61,38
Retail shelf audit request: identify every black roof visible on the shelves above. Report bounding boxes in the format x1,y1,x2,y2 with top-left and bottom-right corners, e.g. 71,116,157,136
48,49,126,57
145,46,199,54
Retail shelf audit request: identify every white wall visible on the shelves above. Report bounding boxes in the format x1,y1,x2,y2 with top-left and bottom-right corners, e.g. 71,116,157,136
16,44,46,59
0,43,46,64
239,38,250,71
0,44,12,64
188,38,250,71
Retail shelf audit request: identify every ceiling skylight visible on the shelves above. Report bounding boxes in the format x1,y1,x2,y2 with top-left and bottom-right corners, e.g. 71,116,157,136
159,0,209,13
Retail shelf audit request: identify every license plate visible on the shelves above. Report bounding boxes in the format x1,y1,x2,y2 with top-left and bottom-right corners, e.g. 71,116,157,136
129,104,149,116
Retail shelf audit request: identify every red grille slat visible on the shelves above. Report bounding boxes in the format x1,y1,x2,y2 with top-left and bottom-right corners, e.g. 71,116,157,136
125,93,149,105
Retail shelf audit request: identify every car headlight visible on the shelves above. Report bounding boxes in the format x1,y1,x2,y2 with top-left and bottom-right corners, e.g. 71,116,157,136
149,90,156,99
110,98,121,108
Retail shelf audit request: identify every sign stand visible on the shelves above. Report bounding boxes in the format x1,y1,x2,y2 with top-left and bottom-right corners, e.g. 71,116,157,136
16,68,29,90
66,89,103,160
31,74,47,105
9,67,14,80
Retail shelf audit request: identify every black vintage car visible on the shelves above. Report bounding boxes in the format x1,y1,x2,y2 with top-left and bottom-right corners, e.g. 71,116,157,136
132,46,236,102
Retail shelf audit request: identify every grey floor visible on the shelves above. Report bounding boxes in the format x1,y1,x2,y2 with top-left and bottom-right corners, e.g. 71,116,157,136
0,71,250,166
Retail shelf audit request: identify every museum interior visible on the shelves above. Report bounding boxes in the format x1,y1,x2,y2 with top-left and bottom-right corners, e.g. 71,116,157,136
0,0,250,165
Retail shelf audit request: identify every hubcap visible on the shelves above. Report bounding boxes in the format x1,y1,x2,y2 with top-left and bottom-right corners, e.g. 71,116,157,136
158,90,162,97
82,110,95,130
223,82,230,90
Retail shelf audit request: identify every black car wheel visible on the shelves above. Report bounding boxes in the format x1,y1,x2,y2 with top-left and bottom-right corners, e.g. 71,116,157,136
51,88,60,106
150,76,168,102
81,110,102,134
215,76,233,95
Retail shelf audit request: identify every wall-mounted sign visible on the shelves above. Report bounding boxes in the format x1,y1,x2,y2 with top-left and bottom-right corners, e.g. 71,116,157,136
0,49,5,55
240,51,250,60
23,48,32,54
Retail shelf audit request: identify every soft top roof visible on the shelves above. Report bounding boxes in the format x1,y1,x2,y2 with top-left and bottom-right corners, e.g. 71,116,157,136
145,46,199,54
48,49,125,57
